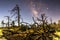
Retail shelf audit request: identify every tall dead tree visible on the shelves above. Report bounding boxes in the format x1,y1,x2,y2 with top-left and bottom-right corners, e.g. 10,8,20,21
11,4,20,27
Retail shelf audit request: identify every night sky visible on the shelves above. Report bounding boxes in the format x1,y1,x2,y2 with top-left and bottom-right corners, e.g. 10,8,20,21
0,0,60,25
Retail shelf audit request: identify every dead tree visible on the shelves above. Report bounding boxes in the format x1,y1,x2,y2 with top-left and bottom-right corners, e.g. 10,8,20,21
36,13,56,40
11,4,20,27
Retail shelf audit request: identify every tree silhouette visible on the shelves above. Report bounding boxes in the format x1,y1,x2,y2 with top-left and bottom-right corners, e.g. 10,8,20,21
1,20,5,27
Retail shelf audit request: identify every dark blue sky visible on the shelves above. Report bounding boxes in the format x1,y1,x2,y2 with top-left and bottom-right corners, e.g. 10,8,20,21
0,0,60,25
